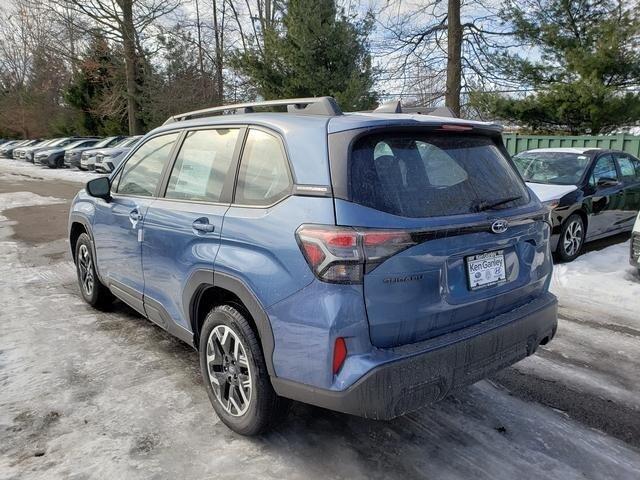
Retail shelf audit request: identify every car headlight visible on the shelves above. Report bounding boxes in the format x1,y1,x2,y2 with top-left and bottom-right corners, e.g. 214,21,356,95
543,199,560,210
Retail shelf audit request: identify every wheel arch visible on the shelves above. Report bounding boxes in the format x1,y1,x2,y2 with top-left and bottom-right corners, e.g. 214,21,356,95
185,270,276,377
573,207,589,232
69,221,87,262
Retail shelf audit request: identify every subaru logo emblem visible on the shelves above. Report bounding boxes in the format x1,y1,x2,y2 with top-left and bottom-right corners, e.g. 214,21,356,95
491,219,509,234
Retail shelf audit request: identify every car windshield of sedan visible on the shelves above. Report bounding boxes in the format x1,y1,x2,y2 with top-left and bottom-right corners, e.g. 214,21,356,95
513,152,591,185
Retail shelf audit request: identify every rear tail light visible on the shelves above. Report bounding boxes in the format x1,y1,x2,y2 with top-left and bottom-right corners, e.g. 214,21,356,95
296,225,416,284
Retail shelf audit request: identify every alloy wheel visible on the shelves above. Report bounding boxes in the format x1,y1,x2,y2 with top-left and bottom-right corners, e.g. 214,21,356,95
563,219,583,257
205,325,252,417
77,244,94,296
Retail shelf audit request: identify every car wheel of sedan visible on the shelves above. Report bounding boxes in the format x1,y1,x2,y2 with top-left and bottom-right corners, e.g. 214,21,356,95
199,304,290,435
557,213,585,262
74,233,113,309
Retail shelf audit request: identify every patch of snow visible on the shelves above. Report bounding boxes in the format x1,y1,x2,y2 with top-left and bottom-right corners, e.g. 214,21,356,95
0,158,105,184
551,241,640,327
0,191,66,222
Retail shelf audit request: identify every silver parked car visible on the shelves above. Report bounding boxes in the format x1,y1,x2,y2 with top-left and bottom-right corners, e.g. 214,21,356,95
93,136,142,173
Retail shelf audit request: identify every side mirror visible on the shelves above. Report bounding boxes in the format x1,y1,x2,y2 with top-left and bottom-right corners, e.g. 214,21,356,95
86,177,111,201
596,177,618,188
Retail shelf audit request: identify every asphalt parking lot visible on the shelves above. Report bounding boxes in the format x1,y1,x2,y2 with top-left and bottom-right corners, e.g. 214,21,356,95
1,161,639,480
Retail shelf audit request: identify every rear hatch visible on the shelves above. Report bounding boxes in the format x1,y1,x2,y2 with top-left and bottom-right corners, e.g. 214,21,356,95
329,129,552,348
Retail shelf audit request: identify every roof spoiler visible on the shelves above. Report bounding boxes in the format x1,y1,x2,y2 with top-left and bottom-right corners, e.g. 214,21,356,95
164,97,343,125
372,100,457,118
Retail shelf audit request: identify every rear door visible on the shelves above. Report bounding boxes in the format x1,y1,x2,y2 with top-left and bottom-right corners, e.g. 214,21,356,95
587,154,625,237
330,130,552,348
141,127,243,332
612,153,640,229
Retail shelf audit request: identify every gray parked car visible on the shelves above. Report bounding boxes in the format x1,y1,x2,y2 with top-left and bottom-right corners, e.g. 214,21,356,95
35,138,101,168
21,138,82,162
93,136,142,173
0,139,35,157
13,139,53,160
65,136,126,169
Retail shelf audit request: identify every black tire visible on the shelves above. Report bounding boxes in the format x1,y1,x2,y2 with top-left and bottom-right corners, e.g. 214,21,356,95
199,304,289,435
74,233,113,309
557,213,585,262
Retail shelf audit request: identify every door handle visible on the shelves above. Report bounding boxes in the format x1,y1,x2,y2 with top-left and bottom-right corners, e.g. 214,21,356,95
192,219,215,233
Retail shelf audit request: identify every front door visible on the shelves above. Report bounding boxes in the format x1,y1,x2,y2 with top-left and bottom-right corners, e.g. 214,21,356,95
92,132,181,311
141,127,243,333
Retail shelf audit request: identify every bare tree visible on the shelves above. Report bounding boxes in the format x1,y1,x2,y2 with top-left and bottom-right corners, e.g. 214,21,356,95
212,0,225,103
374,0,520,115
44,0,179,134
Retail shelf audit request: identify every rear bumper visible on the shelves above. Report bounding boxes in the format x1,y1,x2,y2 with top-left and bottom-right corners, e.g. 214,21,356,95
272,292,557,420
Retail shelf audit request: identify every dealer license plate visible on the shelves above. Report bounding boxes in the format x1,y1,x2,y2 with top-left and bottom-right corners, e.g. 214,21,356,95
466,250,506,290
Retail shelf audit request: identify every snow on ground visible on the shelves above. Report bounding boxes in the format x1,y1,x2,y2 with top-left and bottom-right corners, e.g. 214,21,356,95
511,242,640,418
0,192,65,222
0,158,104,184
551,241,639,326
1,163,639,479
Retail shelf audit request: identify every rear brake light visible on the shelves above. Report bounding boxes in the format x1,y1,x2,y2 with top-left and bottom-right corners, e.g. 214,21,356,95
332,337,347,374
439,124,473,131
295,225,416,283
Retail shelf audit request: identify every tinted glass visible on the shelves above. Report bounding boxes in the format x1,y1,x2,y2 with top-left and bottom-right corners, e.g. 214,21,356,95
93,137,119,148
235,130,291,205
165,129,239,202
116,133,179,197
513,152,591,185
350,134,528,218
614,154,639,180
119,137,142,148
591,155,618,186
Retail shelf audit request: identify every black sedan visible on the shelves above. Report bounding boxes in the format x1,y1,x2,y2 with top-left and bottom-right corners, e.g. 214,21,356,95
513,148,640,261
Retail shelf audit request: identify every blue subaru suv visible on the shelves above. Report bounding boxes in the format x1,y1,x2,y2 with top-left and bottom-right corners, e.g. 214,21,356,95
69,97,557,435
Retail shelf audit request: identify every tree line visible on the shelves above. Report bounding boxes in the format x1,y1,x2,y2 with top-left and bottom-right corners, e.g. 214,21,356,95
0,0,638,138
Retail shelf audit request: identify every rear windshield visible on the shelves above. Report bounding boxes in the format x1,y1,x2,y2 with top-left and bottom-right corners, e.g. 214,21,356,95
349,133,529,218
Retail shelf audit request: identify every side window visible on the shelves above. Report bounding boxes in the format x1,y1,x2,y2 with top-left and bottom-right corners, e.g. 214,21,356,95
115,133,180,197
590,155,618,186
165,129,240,202
416,140,468,187
615,154,639,180
235,129,292,205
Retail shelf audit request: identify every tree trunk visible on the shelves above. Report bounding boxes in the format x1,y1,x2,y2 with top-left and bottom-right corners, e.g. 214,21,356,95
195,0,206,97
213,0,224,104
446,0,462,117
120,0,142,134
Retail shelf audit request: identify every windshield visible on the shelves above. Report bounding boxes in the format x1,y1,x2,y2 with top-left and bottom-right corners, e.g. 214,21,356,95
64,139,96,150
93,137,118,148
513,152,591,185
349,133,529,218
119,136,141,148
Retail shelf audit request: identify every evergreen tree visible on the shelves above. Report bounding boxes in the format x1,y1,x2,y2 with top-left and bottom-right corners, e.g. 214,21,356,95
65,35,127,135
234,0,377,111
472,0,640,134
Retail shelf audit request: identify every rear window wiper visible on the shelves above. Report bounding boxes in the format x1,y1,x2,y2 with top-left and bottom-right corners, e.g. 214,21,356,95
473,195,523,212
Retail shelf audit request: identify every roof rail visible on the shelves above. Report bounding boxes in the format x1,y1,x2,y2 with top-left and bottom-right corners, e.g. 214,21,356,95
164,97,342,125
372,100,457,118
